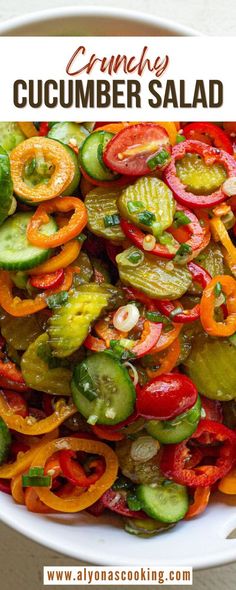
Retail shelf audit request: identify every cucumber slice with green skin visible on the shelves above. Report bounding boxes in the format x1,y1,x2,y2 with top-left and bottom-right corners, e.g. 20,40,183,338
48,122,88,148
0,123,26,153
137,481,189,523
71,352,136,425
61,144,80,195
0,418,11,465
145,396,201,444
0,212,57,271
0,146,13,225
80,131,120,182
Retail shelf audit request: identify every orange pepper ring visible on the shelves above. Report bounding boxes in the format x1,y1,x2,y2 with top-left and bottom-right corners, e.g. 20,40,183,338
27,196,87,249
149,322,183,353
0,429,59,479
10,137,76,202
0,267,73,317
0,394,77,435
31,437,118,512
200,275,236,337
29,240,81,275
147,337,180,378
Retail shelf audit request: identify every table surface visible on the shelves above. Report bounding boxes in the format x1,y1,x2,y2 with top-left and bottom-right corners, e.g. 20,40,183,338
0,0,236,588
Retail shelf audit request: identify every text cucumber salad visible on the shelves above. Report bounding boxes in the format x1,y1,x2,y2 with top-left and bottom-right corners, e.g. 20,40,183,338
0,121,236,536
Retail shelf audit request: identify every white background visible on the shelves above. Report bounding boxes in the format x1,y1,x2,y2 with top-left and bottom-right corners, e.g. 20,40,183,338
0,1,236,589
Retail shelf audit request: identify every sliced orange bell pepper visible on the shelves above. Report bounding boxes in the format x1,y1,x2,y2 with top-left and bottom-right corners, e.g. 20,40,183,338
18,122,38,138
26,197,87,249
29,240,81,275
91,424,124,441
0,267,73,317
30,437,118,512
218,466,236,494
11,473,25,504
147,337,180,378
200,275,236,337
210,215,236,274
185,486,211,519
10,137,77,203
149,322,183,354
25,487,53,513
0,429,59,479
0,394,77,435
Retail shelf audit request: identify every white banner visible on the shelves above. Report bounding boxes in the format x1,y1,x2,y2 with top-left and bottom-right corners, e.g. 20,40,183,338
0,36,235,121
43,566,193,585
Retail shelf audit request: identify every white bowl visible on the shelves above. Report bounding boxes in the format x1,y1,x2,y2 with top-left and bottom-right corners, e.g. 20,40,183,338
0,5,235,569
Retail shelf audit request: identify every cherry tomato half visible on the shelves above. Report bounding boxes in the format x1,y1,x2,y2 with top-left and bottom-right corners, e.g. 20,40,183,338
136,373,198,420
103,123,170,176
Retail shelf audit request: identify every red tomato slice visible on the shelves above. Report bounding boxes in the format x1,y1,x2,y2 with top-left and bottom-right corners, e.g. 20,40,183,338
103,123,170,176
136,373,198,420
29,269,65,290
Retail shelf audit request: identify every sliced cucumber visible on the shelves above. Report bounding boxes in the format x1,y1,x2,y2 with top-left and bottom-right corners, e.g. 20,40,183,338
0,146,13,225
0,212,57,271
0,418,11,465
48,122,88,148
80,131,120,181
146,396,201,444
0,123,25,153
137,481,189,523
71,352,136,425
61,144,80,195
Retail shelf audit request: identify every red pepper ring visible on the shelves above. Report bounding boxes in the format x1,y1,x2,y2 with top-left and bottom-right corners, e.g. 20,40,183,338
131,320,162,358
58,450,105,487
29,269,65,291
183,123,233,155
101,488,147,519
155,262,211,324
160,419,236,487
164,140,236,208
120,219,176,259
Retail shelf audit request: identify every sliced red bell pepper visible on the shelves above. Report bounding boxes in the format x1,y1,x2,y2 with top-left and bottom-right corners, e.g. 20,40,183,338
58,450,105,487
131,320,162,358
91,424,124,441
83,334,107,352
29,269,65,291
0,359,29,392
39,122,50,136
101,488,147,518
0,479,11,494
164,140,236,208
183,123,233,155
160,419,236,487
200,397,223,423
120,219,176,259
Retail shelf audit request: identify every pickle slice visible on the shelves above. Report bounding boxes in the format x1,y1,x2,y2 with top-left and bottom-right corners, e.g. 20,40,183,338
184,334,236,400
116,247,192,300
0,312,43,350
85,186,125,242
176,153,227,195
48,284,110,357
21,333,72,396
118,176,175,236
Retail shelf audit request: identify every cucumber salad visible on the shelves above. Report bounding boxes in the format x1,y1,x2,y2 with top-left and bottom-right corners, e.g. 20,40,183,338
0,120,236,536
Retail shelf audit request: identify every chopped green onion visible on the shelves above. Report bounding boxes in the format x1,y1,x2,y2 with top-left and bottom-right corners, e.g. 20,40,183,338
22,474,52,487
87,414,99,425
109,339,136,361
127,250,143,264
158,232,177,254
77,232,87,243
145,311,169,324
137,210,156,227
46,291,69,309
127,491,142,512
176,134,186,143
173,211,191,228
103,214,120,228
214,281,222,298
127,201,144,213
28,467,44,477
147,149,170,170
174,243,192,263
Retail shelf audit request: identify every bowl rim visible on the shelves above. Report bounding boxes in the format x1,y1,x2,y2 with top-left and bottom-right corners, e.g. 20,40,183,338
0,5,200,36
